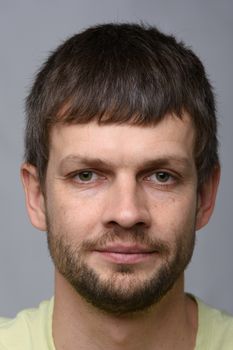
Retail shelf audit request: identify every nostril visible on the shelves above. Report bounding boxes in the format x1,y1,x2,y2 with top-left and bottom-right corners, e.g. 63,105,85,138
104,221,148,231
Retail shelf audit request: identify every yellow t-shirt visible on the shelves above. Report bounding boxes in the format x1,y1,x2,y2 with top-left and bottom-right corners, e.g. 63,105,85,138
0,299,55,350
0,297,232,349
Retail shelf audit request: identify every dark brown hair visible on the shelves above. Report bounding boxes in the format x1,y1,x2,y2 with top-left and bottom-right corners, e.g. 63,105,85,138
25,23,219,186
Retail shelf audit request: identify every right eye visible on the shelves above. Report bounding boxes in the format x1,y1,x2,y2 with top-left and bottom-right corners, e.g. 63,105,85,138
73,171,99,183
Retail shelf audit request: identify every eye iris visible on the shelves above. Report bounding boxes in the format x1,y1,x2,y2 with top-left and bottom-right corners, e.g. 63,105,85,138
79,171,93,181
156,172,169,182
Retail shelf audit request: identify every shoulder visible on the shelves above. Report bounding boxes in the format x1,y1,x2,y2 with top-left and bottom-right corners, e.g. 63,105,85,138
196,297,233,349
0,299,54,350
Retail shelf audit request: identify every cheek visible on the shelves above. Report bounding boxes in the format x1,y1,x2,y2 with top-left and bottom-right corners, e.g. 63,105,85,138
150,191,197,239
46,188,103,241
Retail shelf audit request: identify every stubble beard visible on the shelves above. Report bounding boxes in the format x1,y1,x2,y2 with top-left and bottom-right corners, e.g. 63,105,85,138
46,219,196,316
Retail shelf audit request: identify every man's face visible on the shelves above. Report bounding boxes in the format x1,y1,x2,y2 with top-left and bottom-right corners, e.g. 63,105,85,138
44,114,198,314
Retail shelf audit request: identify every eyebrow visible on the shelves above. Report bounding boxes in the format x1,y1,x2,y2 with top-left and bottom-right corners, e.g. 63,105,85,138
58,154,193,172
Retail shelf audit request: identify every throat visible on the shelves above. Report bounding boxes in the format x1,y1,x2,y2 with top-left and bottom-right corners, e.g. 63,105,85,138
53,273,198,350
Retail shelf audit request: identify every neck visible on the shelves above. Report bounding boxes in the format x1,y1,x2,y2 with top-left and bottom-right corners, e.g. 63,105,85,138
52,272,197,350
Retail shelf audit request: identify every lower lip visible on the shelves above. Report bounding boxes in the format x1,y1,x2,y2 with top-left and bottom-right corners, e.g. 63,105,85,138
95,251,156,264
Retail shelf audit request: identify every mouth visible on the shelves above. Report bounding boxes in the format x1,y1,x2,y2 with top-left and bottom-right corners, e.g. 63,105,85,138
94,244,158,264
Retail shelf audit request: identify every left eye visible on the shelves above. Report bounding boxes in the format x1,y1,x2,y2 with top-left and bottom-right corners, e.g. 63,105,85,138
146,171,174,183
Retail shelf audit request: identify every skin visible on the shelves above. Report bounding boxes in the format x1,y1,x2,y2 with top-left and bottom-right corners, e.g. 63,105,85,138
21,112,220,350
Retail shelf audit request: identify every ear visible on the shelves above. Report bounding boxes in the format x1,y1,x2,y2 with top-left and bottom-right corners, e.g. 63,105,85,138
21,163,47,231
196,165,220,230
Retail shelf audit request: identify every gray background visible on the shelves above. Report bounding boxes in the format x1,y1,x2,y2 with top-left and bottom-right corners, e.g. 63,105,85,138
0,0,232,317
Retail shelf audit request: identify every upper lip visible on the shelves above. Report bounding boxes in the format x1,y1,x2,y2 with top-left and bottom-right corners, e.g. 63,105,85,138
95,244,156,254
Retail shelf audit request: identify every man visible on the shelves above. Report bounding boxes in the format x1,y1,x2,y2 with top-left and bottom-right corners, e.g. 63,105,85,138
0,22,232,349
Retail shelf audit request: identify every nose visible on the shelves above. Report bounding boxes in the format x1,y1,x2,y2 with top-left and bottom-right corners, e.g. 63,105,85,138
102,175,151,229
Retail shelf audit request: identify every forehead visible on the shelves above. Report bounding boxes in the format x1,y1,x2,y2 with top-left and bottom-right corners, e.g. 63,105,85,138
49,113,195,166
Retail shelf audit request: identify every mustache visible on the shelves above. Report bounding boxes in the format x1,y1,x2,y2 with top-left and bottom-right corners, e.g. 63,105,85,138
80,227,170,254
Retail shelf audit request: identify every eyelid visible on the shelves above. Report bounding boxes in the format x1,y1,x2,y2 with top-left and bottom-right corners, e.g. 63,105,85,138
67,169,106,183
144,171,173,179
142,168,178,179
67,168,97,176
